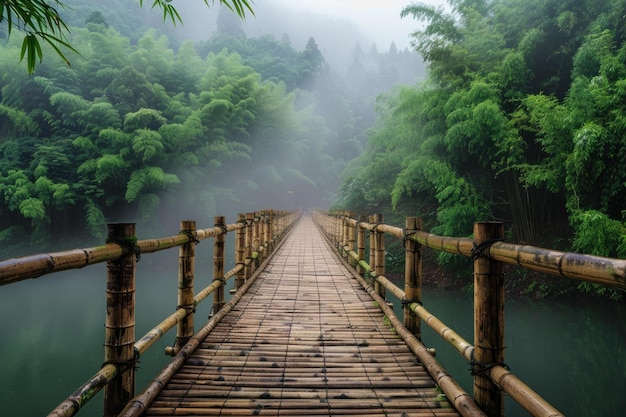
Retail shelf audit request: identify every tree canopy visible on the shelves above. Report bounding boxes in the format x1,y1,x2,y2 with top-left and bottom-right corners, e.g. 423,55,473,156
0,0,254,73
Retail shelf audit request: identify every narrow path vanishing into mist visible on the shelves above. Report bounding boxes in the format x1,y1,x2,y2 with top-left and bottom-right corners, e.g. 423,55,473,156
139,215,461,416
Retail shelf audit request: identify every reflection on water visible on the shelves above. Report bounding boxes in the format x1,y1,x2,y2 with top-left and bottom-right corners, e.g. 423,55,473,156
1,255,624,416
393,286,626,417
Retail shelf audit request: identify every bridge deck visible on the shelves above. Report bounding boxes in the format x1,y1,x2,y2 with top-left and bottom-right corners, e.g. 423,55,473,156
144,216,460,416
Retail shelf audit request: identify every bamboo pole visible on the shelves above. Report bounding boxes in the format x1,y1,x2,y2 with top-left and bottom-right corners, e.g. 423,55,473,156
261,210,268,255
342,214,349,259
213,216,226,316
347,212,356,266
165,220,196,356
245,212,254,279
103,223,136,417
404,217,422,339
368,215,376,284
253,212,261,265
374,213,385,299
235,214,246,290
274,212,284,239
266,210,273,252
489,365,564,417
473,222,505,417
356,215,366,275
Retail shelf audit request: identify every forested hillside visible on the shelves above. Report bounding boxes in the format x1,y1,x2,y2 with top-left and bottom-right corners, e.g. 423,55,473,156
0,0,422,254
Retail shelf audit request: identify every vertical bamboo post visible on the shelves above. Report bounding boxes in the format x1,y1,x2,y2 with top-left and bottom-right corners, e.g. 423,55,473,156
326,213,331,240
374,213,385,299
368,214,377,283
267,209,274,252
342,214,350,259
245,212,254,279
104,223,136,417
166,220,196,356
473,222,505,417
404,217,422,339
235,214,246,290
275,210,280,242
260,211,267,258
253,212,261,267
261,210,268,253
213,216,226,315
347,212,356,265
357,215,366,275
336,214,341,246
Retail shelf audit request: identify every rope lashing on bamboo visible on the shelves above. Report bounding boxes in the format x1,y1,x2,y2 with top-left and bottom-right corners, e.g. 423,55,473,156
212,277,226,287
106,236,141,261
101,347,141,372
175,304,196,315
178,230,199,244
471,238,505,259
400,296,422,309
469,348,509,378
217,224,228,235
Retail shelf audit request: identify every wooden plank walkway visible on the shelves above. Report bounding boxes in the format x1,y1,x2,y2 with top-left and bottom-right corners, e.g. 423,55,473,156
145,216,460,416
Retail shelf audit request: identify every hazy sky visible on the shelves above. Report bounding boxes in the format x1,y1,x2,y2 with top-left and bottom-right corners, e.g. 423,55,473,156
271,0,448,49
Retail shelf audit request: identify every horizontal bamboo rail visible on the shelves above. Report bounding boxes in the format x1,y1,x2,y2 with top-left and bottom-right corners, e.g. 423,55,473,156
0,222,247,286
315,210,614,417
338,214,625,289
0,209,299,417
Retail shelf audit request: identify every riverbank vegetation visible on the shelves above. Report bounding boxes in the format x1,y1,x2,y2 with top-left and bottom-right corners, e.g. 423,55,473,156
333,0,626,299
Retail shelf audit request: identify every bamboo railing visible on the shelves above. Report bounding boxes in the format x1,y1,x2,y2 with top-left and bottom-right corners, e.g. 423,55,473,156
314,210,626,417
0,209,299,417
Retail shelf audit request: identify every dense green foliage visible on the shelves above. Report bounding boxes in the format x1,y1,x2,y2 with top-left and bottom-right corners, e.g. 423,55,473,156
335,0,626,298
0,2,420,253
0,0,254,73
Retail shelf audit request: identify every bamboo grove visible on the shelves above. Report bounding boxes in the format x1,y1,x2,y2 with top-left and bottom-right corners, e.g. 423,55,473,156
0,0,421,256
334,0,626,298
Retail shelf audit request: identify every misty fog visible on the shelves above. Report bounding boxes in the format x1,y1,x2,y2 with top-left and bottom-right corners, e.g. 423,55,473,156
0,0,424,251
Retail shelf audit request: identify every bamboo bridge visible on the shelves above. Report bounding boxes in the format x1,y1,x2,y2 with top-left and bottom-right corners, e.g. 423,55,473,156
1,209,625,417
